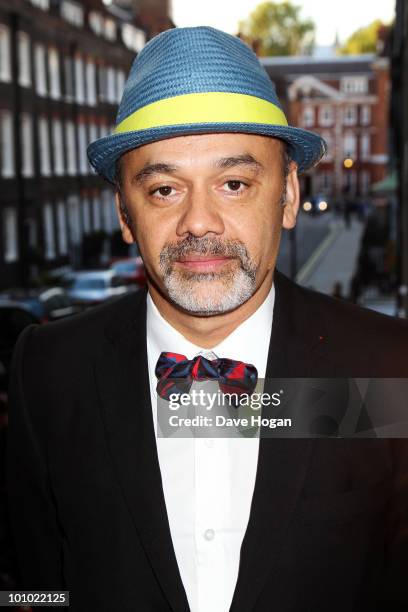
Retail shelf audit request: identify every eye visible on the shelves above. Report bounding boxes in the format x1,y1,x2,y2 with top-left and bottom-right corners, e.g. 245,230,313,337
223,180,249,194
150,185,176,199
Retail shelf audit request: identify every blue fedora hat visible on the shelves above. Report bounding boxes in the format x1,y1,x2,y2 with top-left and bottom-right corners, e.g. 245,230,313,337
87,26,326,184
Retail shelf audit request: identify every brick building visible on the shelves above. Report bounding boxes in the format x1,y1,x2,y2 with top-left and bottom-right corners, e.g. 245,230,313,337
0,0,145,289
261,54,390,205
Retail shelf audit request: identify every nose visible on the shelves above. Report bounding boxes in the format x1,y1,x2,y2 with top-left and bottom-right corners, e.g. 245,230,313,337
175,185,225,238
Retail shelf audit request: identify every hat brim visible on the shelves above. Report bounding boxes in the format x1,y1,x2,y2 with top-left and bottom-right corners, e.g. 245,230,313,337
87,123,326,185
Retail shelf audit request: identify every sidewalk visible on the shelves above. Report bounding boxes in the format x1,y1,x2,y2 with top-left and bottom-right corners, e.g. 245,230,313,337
295,217,364,296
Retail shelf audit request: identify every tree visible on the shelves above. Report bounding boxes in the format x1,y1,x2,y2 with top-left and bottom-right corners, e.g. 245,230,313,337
339,20,384,55
237,1,315,57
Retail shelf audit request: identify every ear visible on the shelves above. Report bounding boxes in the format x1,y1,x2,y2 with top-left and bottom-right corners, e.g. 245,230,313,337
282,163,300,230
115,191,134,244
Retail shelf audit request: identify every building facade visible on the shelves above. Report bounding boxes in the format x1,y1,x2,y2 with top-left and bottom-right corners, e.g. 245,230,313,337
0,0,145,289
261,55,390,206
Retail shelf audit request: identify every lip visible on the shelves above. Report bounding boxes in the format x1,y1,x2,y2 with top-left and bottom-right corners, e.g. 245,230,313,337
175,255,234,272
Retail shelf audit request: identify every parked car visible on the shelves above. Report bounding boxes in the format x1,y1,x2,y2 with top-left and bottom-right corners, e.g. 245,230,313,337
109,256,146,286
62,270,134,307
0,287,82,323
302,194,329,215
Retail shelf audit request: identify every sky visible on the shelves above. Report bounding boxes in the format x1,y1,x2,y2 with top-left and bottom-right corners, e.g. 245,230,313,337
170,0,396,47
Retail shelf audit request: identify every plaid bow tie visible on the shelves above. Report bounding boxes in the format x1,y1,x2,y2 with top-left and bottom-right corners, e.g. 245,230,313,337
155,351,258,403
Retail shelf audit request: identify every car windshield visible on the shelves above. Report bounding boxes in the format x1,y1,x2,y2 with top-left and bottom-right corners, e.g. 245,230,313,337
113,262,135,273
73,278,106,290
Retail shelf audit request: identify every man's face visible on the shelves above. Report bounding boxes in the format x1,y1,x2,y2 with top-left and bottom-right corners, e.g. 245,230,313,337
116,133,299,315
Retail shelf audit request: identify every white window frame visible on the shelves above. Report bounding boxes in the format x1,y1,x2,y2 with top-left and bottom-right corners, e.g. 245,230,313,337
318,105,333,127
343,132,356,159
65,120,77,175
0,25,11,83
34,43,47,97
1,110,15,178
343,105,357,126
77,122,88,175
43,202,56,259
361,105,371,126
49,47,61,100
52,118,65,176
360,133,370,160
3,207,18,262
38,116,51,176
86,60,97,106
18,31,31,87
21,113,34,178
74,55,85,104
302,106,314,128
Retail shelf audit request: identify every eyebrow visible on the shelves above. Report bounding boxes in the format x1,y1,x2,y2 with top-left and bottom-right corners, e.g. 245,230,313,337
131,153,265,185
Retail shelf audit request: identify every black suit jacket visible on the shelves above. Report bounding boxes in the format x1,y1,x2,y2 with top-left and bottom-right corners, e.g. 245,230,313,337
6,271,408,611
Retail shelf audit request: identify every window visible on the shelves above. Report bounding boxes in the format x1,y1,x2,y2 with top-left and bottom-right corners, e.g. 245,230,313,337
49,48,61,99
52,118,64,175
21,113,34,177
64,57,74,102
82,196,91,233
34,44,47,96
65,120,77,175
343,132,356,158
98,64,106,102
18,32,31,87
3,207,18,262
77,121,88,174
340,77,368,94
60,1,84,27
302,106,314,128
343,106,357,126
122,23,145,52
318,105,333,127
360,133,370,160
1,111,15,178
92,193,101,230
30,0,49,9
106,66,116,104
43,203,56,259
57,200,68,255
88,122,98,172
38,117,51,176
105,19,117,42
361,105,371,126
0,25,11,83
86,61,97,106
116,69,126,104
74,55,85,104
67,195,81,245
89,11,104,35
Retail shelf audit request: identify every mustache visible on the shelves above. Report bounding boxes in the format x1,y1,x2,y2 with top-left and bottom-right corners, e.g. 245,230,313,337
159,235,256,272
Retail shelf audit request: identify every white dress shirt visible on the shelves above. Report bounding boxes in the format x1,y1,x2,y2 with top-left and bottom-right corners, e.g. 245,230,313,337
146,284,275,612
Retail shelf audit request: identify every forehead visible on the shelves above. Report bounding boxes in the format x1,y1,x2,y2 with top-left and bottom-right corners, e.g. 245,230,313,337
120,132,285,170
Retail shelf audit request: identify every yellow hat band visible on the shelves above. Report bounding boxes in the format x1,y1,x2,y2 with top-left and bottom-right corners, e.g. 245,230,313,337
114,92,288,134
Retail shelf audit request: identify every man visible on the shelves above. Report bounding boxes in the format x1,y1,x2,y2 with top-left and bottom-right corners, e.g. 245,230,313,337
6,26,408,612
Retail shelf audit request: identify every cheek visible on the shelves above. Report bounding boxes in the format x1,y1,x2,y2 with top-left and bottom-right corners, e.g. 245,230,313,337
225,199,283,259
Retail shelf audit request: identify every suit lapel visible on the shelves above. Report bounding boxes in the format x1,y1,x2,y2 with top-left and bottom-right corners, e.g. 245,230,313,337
94,288,190,612
230,270,334,612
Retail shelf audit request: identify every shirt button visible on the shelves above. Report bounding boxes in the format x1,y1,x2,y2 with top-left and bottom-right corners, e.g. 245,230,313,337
204,528,215,541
